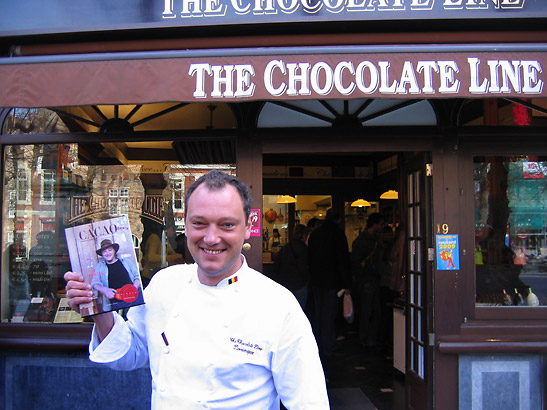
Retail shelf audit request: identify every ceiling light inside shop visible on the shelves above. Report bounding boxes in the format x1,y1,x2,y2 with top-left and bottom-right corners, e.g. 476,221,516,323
277,195,297,204
351,199,371,207
380,190,399,199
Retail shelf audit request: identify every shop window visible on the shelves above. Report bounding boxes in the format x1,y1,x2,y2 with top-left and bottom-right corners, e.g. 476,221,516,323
1,140,235,324
1,103,238,326
258,98,437,128
459,98,546,126
474,155,547,307
2,104,237,135
2,108,70,134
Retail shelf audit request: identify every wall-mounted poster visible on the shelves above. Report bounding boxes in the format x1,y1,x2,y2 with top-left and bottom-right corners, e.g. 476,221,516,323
250,209,261,237
436,234,460,271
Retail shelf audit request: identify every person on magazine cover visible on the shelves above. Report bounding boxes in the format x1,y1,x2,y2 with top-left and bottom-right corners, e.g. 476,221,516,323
92,239,143,312
65,170,329,410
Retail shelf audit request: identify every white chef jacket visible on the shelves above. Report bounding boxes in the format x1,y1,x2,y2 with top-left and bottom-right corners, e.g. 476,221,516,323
89,257,330,410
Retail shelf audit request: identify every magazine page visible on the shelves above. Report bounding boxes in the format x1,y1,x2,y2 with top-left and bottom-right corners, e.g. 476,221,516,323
65,216,145,317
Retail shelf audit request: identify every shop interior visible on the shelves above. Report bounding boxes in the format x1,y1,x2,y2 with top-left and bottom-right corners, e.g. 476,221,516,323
261,151,405,410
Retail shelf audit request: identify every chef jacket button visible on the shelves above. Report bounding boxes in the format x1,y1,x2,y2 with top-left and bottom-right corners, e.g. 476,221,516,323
173,312,179,318
159,386,166,392
163,347,169,354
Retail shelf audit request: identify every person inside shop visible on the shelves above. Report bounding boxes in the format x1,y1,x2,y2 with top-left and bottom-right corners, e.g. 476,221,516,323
92,239,144,312
307,208,352,363
64,170,329,410
273,223,310,310
350,212,386,349
269,227,284,261
174,232,194,264
140,220,184,285
305,217,321,245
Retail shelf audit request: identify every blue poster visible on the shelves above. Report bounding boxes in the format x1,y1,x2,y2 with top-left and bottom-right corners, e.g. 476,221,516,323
436,234,459,270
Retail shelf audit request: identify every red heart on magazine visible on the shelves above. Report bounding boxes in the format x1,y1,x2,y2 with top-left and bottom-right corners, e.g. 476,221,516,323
114,284,139,302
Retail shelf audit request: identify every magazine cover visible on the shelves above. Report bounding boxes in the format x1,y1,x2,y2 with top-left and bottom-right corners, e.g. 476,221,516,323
65,215,145,317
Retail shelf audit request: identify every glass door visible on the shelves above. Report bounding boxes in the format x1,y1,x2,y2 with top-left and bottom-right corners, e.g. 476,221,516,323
404,152,434,410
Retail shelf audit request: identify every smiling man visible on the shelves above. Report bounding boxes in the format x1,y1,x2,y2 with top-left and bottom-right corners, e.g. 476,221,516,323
184,174,251,286
64,170,329,410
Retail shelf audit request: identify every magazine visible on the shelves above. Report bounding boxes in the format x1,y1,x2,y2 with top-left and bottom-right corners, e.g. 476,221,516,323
65,216,145,317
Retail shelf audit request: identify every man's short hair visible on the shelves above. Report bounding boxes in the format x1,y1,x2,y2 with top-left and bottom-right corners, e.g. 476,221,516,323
307,217,319,228
292,224,308,242
366,212,386,228
185,170,252,223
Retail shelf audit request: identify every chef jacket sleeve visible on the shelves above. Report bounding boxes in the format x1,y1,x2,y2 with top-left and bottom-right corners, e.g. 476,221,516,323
89,305,149,371
271,301,330,409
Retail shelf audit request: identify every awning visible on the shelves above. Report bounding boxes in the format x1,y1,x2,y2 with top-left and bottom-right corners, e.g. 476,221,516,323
1,45,546,108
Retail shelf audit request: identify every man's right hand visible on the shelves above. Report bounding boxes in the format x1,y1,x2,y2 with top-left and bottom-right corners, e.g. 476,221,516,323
64,271,115,341
64,271,92,314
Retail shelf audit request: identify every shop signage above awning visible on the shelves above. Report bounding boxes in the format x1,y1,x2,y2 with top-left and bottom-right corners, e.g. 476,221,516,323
0,47,545,107
0,0,545,36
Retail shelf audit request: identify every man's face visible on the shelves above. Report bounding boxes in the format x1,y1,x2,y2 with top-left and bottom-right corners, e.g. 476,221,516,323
185,184,251,286
101,246,117,263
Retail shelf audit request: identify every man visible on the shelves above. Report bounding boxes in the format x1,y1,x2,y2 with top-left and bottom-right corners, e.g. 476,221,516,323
65,170,329,410
350,212,386,348
141,221,184,285
307,208,352,360
92,239,143,312
273,224,309,309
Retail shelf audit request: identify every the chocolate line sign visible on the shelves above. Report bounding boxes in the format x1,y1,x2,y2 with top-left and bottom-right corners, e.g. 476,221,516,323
187,53,544,100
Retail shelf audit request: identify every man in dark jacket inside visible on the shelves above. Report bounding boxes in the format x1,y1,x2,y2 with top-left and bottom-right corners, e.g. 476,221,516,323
308,208,352,360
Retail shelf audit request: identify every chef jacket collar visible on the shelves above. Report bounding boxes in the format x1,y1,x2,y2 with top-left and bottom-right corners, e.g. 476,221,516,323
190,254,248,288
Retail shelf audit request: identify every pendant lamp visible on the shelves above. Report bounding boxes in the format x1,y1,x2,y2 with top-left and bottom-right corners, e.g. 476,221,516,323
277,195,297,204
351,198,371,207
380,190,399,199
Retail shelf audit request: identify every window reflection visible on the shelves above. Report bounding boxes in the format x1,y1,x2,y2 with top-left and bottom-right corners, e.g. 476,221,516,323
474,156,547,307
2,142,234,323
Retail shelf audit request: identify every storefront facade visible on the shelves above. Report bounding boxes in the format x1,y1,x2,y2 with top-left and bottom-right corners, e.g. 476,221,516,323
1,2,547,409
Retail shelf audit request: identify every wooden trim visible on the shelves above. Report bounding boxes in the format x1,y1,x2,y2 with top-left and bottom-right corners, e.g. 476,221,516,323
438,320,547,353
0,129,242,145
0,323,92,350
16,31,547,57
438,340,547,354
475,307,547,321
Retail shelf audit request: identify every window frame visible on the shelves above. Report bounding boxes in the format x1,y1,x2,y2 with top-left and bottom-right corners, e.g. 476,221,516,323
460,131,547,321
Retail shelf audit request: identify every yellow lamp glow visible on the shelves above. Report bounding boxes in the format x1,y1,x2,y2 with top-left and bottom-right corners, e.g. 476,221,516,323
277,195,297,204
351,199,371,207
380,190,399,199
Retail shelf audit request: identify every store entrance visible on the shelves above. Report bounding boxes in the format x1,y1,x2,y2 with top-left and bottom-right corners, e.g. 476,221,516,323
260,151,432,410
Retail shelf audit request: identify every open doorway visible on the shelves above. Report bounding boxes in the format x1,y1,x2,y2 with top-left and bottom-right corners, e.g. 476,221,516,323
261,151,430,410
